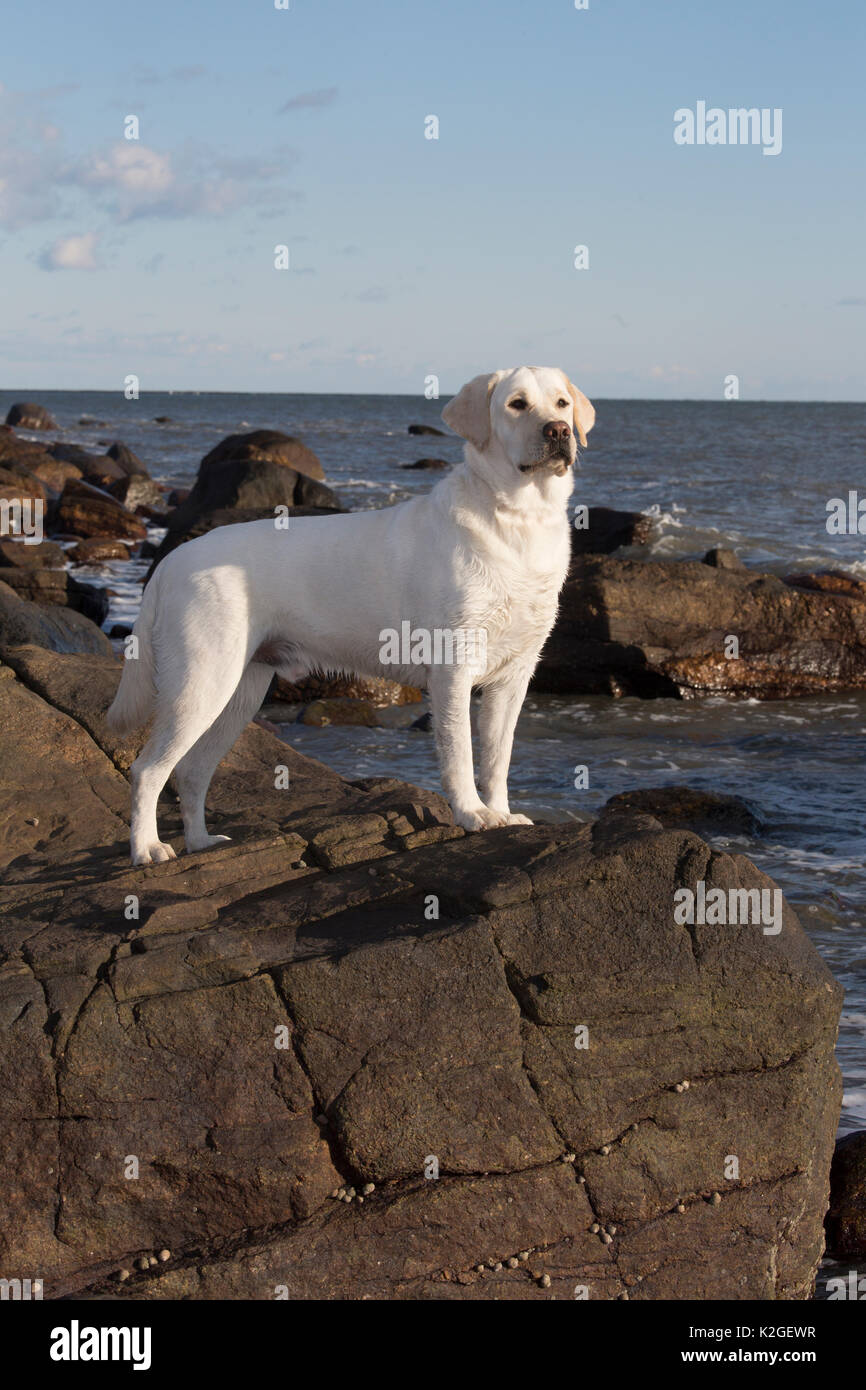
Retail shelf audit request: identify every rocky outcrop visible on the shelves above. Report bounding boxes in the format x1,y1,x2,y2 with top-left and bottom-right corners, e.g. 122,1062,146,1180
0,582,112,657
200,430,324,482
571,506,654,557
825,1132,866,1258
68,538,132,564
0,648,842,1300
408,424,445,436
401,458,450,470
56,479,148,541
271,673,422,706
4,402,57,430
536,553,866,698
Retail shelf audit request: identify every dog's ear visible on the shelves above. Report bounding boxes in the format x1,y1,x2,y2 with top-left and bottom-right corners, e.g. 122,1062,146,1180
566,380,596,448
442,372,502,449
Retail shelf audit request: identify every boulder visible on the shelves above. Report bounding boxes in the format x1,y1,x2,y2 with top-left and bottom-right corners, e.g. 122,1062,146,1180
69,538,132,564
47,442,99,469
0,562,108,624
199,429,324,483
0,649,843,1300
0,539,65,570
0,583,112,657
78,454,129,488
535,554,866,699
0,436,81,491
825,1131,866,1258
4,402,57,430
105,441,148,476
401,458,450,470
602,787,764,837
56,479,147,541
272,673,421,706
107,473,165,513
572,507,654,557
0,464,47,504
408,423,445,436
168,457,339,533
703,547,747,571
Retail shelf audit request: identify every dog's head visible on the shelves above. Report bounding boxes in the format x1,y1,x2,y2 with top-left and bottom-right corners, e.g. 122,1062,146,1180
442,367,595,480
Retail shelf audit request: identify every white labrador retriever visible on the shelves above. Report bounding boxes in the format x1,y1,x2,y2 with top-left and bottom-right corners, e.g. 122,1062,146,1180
108,367,595,865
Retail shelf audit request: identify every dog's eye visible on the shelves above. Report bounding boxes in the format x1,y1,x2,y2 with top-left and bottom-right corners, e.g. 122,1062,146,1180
509,398,527,410
557,398,569,408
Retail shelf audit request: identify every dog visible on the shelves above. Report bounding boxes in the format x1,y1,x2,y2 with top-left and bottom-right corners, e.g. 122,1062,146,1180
107,366,595,865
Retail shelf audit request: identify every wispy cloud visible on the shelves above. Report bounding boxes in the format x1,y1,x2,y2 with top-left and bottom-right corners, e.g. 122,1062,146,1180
279,86,338,113
38,231,100,271
837,297,866,308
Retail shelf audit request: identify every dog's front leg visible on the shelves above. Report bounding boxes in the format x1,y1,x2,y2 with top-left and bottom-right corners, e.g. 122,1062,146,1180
477,666,534,826
428,666,504,831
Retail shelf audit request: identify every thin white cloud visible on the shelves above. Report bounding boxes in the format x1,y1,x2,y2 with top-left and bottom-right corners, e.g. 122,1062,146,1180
279,87,338,112
38,231,100,271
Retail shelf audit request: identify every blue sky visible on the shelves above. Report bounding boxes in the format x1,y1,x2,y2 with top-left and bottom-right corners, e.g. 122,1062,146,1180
1,0,863,398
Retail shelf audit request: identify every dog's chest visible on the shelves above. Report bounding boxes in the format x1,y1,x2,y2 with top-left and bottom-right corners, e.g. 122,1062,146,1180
477,524,569,658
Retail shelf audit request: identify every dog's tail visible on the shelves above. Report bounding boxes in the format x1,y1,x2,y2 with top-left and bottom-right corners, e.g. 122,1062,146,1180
105,564,161,734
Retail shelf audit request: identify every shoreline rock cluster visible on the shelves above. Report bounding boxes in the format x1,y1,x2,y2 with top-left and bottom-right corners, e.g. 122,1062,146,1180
0,646,847,1299
4,401,866,712
0,402,861,1299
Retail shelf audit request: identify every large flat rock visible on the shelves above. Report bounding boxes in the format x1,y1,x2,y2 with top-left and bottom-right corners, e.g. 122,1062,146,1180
0,649,843,1299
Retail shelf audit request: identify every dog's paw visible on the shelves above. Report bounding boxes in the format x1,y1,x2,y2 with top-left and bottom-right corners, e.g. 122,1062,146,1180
131,840,177,866
452,805,509,831
185,833,232,854
501,812,533,826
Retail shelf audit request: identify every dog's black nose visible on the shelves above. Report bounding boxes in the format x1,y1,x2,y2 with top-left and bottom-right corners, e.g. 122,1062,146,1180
543,420,572,443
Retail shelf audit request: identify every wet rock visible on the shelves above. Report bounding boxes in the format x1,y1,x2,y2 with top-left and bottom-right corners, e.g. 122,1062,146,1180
105,441,148,476
571,507,654,557
56,479,147,541
401,458,450,470
4,402,57,430
703,547,747,570
0,464,47,504
408,423,445,436
107,473,165,513
200,429,324,482
0,648,842,1299
47,442,99,470
0,584,112,658
825,1131,866,1258
68,538,132,564
536,553,866,699
273,673,421,706
602,787,764,837
300,698,382,727
0,438,82,492
0,539,65,570
77,454,129,488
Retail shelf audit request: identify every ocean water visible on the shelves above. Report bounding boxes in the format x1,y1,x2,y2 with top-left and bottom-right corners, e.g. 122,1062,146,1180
5,389,866,1136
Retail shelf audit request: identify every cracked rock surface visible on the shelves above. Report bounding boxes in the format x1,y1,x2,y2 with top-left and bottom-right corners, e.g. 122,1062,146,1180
0,648,842,1299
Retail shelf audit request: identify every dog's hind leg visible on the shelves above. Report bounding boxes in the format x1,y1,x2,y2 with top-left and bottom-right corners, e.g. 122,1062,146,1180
173,661,274,854
129,649,247,867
